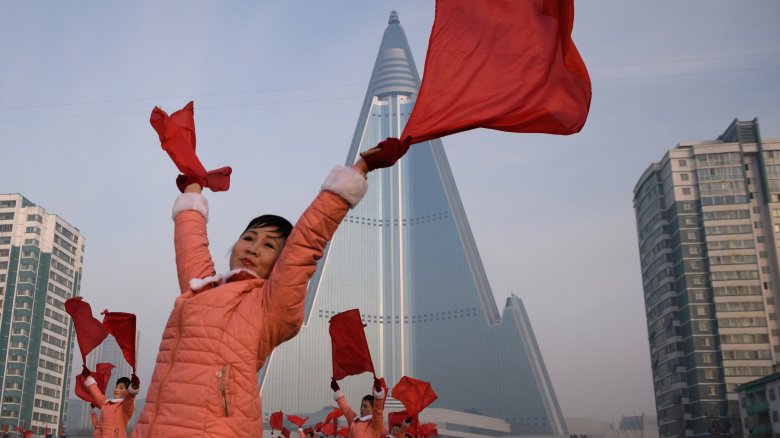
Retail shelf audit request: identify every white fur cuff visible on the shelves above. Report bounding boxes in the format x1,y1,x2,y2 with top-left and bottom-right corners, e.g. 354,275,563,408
85,376,97,387
189,273,222,292
333,389,345,401
373,387,385,400
321,166,368,208
172,193,209,222
127,385,140,395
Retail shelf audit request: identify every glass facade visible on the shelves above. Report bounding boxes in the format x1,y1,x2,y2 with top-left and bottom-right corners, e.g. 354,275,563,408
634,119,780,437
259,12,566,435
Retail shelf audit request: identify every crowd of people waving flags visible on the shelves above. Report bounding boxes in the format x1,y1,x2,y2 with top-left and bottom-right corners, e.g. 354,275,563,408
58,0,591,436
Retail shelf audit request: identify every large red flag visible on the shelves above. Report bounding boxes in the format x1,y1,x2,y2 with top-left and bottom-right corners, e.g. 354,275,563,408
64,297,109,363
150,101,232,192
323,408,343,424
329,309,375,380
74,363,115,403
269,411,284,431
287,415,309,428
391,376,438,417
402,0,591,144
101,310,137,370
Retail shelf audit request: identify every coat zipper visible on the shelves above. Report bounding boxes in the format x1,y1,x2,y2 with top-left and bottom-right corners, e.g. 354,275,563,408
217,364,229,416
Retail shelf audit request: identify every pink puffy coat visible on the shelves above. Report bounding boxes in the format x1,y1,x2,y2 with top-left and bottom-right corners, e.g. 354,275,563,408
85,378,137,438
334,387,386,438
132,166,367,437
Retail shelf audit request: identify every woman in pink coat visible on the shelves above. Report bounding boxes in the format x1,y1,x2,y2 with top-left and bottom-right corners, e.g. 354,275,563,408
83,374,139,438
132,139,409,437
90,404,99,438
331,379,387,438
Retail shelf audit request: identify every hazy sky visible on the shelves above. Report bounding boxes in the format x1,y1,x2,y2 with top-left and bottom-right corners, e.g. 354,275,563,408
2,0,779,423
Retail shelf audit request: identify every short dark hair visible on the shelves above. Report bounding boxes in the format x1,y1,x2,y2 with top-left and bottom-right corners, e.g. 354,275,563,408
116,377,131,388
362,394,375,406
241,215,293,239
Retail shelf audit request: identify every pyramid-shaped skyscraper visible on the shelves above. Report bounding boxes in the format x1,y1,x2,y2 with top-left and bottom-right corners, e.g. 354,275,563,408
260,12,566,435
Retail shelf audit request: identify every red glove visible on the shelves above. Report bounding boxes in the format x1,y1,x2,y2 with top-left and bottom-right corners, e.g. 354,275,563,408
360,137,412,171
175,174,206,193
330,378,340,392
373,377,383,393
81,365,91,378
130,373,140,389
175,166,233,193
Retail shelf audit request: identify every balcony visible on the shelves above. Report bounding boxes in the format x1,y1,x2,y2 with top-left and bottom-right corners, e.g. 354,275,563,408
746,400,769,415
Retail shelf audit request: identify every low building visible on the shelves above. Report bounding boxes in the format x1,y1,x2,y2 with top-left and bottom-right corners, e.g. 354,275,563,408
737,372,780,437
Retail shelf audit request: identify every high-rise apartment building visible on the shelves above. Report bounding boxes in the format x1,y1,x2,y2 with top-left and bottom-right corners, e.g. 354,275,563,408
0,193,84,435
259,12,566,435
634,119,780,437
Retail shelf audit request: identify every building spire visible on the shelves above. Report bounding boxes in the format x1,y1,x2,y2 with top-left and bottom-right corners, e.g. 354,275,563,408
389,9,400,24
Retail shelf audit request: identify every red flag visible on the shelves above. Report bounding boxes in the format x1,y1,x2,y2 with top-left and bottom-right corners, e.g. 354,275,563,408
314,422,323,432
15,421,24,433
101,310,137,370
329,309,375,380
402,0,591,144
320,423,335,437
281,427,291,438
323,408,343,424
336,426,349,437
287,415,309,428
391,376,438,417
418,423,439,438
269,411,284,431
74,363,115,403
149,101,232,192
64,297,109,363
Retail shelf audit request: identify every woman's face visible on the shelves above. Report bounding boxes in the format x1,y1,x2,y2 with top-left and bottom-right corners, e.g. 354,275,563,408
113,383,127,399
229,226,287,278
360,399,372,417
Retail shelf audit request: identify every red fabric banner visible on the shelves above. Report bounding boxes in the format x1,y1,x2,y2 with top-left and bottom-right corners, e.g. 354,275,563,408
64,297,109,363
74,363,115,403
269,411,284,431
402,0,591,144
281,427,291,438
320,423,335,437
329,309,375,380
101,311,137,370
336,426,349,437
287,415,309,428
323,408,343,424
417,423,439,438
149,101,232,192
391,376,438,417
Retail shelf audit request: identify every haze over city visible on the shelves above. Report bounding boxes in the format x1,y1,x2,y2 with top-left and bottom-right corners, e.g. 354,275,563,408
1,0,779,425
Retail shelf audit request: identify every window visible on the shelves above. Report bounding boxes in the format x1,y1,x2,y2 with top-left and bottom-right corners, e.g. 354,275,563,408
679,159,688,167
702,353,713,363
770,388,776,401
25,226,40,235
773,410,779,423
682,187,692,195
681,173,689,181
